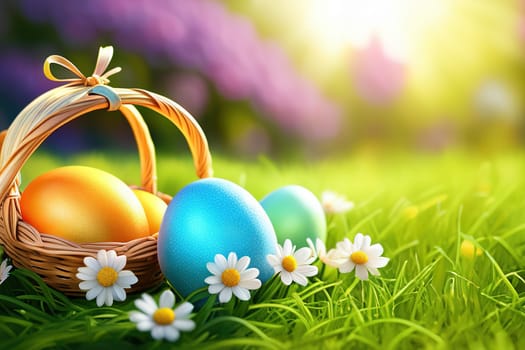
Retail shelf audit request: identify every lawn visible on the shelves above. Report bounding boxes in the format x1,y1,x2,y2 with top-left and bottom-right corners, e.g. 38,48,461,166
1,149,524,349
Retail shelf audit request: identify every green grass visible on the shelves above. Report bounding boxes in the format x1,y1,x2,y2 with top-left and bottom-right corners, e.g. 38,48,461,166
1,149,525,349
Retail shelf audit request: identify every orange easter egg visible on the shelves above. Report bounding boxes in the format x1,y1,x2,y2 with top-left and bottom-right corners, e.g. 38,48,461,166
132,189,168,234
20,166,150,243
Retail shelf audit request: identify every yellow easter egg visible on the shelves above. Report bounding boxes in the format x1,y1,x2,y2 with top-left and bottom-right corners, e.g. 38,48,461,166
20,166,150,243
132,189,168,234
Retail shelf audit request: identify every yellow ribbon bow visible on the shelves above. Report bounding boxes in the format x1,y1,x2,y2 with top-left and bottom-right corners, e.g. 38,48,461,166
43,46,122,86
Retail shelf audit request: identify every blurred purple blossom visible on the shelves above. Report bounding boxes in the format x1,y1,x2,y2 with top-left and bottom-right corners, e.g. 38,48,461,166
351,37,406,105
0,51,57,110
3,0,341,141
164,73,209,118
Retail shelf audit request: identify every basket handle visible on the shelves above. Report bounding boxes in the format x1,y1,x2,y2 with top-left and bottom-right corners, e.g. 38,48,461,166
0,102,157,191
0,48,213,203
0,130,6,153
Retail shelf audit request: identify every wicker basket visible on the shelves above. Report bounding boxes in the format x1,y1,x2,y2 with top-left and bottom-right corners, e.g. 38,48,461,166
0,46,213,296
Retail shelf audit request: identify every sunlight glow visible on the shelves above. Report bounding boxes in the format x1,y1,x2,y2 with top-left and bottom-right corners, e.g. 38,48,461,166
303,0,448,63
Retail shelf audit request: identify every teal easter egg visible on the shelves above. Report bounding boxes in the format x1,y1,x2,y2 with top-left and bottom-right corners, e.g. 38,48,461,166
260,185,326,246
158,178,277,297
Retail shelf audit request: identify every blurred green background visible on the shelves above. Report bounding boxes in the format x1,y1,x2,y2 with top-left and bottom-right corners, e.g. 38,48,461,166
1,0,524,158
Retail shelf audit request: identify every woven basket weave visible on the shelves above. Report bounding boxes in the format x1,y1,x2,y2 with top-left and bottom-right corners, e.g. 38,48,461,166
0,46,213,296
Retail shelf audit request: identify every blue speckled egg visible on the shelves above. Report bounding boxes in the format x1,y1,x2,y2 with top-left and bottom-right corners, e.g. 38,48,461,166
260,185,326,246
158,178,277,297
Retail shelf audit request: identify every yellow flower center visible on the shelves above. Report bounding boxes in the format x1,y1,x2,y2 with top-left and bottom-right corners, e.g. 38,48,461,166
403,206,419,219
350,251,368,265
460,240,483,259
282,255,297,272
153,307,175,325
221,268,241,287
96,266,118,287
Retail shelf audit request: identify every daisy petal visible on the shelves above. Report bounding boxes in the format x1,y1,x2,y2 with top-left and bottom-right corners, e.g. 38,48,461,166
267,254,281,269
291,271,308,286
338,261,355,273
295,264,318,277
136,320,154,332
208,283,224,294
322,250,347,267
96,289,107,307
112,285,127,302
236,256,250,272
283,239,294,256
135,294,157,314
117,270,138,287
164,326,180,342
238,278,261,290
240,268,259,281
151,326,165,340
337,238,352,254
219,287,233,303
112,255,127,272
355,264,369,280
77,266,96,278
97,250,109,267
173,319,196,332
206,262,222,276
159,290,175,308
306,238,317,258
354,233,364,250
295,247,314,264
174,302,194,317
367,243,384,257
280,271,293,285
214,254,228,270
79,280,98,290
129,311,149,323
321,256,342,268
104,288,114,306
204,275,222,285
232,286,251,301
326,248,347,261
106,250,118,266
86,285,103,300
227,252,238,268
84,256,101,271
77,272,96,282
316,239,327,255
362,235,372,249
370,256,390,268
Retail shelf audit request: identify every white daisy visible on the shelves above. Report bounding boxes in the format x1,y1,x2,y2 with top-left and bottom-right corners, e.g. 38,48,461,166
267,239,318,286
306,238,340,268
204,252,261,303
76,249,138,307
305,237,325,262
129,289,195,342
0,258,13,285
330,233,389,280
321,190,354,214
